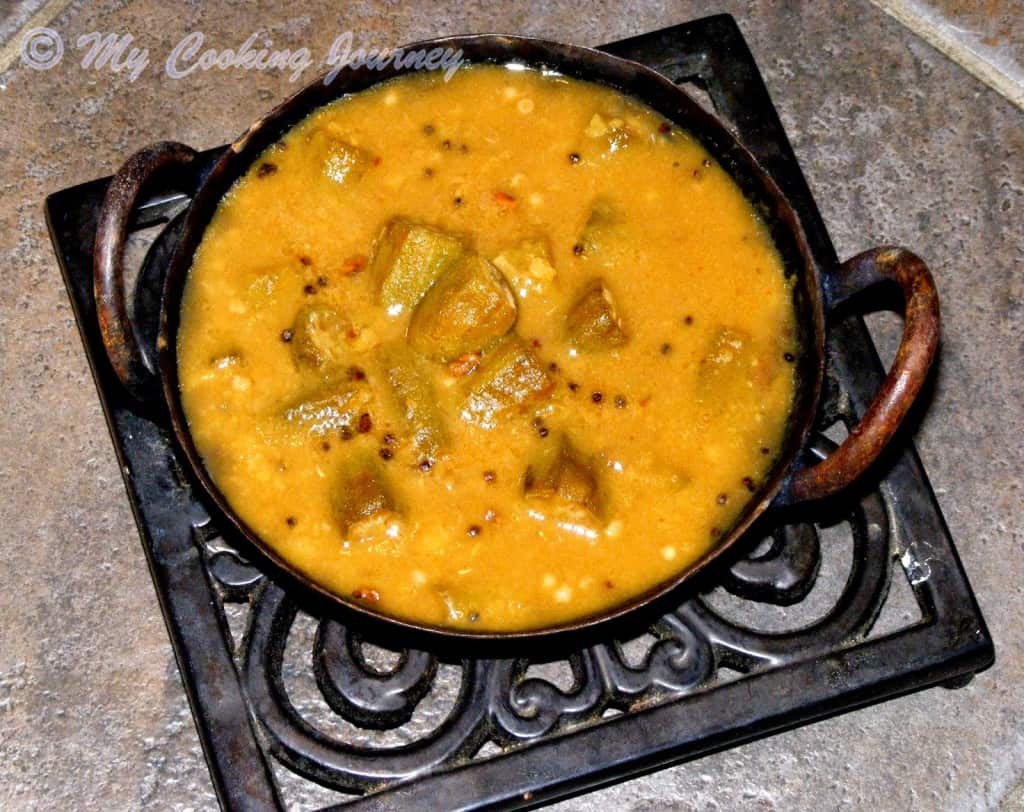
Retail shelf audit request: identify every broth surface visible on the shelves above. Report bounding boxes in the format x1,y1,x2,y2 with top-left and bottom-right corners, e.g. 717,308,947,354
178,65,798,631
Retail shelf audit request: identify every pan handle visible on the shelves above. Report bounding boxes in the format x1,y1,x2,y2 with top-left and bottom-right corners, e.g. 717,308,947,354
785,246,940,503
94,141,198,402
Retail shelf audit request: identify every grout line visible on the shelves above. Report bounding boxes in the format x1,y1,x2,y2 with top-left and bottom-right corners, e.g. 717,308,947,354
869,0,1024,111
0,0,75,75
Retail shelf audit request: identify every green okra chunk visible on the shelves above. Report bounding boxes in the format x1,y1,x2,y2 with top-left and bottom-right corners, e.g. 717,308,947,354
566,280,627,350
370,219,463,314
408,254,518,360
332,453,395,535
462,336,553,425
523,435,601,514
321,138,372,185
289,304,349,370
697,327,781,402
281,388,359,436
578,199,619,254
380,345,448,461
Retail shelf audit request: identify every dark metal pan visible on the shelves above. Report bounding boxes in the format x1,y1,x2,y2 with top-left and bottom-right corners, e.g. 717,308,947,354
92,34,939,643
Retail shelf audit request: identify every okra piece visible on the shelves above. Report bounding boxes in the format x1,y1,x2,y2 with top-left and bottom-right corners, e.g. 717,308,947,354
566,280,628,350
304,128,372,185
370,219,463,314
289,304,349,370
322,138,371,185
407,254,518,360
523,435,601,515
491,238,557,284
578,199,619,254
332,453,395,535
282,388,359,436
380,345,447,460
698,327,771,401
462,336,553,425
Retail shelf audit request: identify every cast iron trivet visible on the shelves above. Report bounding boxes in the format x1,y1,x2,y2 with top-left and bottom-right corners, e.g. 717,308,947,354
45,15,993,811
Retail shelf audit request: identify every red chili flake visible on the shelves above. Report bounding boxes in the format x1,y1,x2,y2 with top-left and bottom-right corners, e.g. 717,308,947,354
379,447,393,461
702,158,712,168
285,516,297,527
303,284,316,295
448,352,482,377
660,342,672,355
538,427,550,438
418,459,433,472
483,470,496,484
716,493,728,505
280,329,293,343
424,167,434,178
298,255,312,266
683,315,694,325
467,525,482,537
572,243,584,256
591,391,603,404
383,433,397,445
316,275,328,288
423,124,435,135
339,425,354,441
604,579,615,589
358,413,373,433
347,365,366,381
658,122,671,134
760,447,771,456
784,352,796,363
493,190,517,209
442,139,452,150
372,156,383,167
711,527,721,538
453,196,463,206
548,362,559,373
531,337,542,348
321,441,331,452
468,612,480,622
459,143,469,153
742,476,756,492
568,382,580,392
352,587,380,602
341,254,367,276
257,162,277,177
569,152,581,164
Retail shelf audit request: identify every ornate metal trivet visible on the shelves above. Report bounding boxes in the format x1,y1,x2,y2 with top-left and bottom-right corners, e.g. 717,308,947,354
45,15,993,811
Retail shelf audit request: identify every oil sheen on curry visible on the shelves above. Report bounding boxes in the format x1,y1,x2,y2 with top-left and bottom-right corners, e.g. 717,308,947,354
178,65,798,632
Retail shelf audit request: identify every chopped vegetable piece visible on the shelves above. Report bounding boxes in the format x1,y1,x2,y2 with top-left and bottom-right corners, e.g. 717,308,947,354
332,453,395,535
408,254,518,360
698,327,778,402
566,280,628,350
462,336,553,426
306,131,372,185
492,238,557,286
289,304,350,370
282,388,360,436
578,199,619,254
524,435,601,514
370,219,463,314
380,345,447,459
